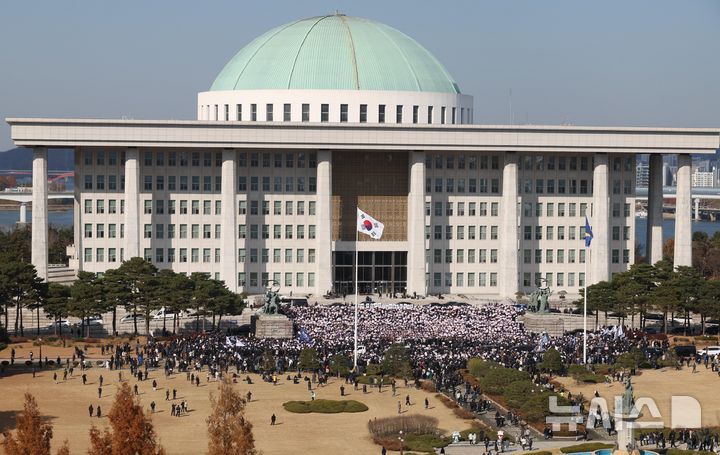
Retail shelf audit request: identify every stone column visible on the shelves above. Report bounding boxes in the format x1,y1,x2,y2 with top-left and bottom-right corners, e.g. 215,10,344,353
124,148,140,259
407,151,426,296
221,149,238,292
316,150,333,296
646,154,664,265
19,202,28,224
592,153,610,283
674,154,692,267
500,151,519,298
32,147,48,281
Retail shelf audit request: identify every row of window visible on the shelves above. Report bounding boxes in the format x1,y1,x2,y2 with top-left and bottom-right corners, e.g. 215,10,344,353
427,225,499,241
238,271,315,289
237,176,317,193
425,202,500,217
238,248,315,264
83,199,317,217
428,271,587,289
425,154,500,170
207,103,468,125
83,174,319,194
521,225,631,242
83,150,318,169
239,224,316,240
82,223,318,240
521,248,630,264
239,200,316,216
426,178,500,194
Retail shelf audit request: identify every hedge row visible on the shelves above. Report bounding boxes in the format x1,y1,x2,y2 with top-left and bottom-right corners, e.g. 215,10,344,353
283,399,368,414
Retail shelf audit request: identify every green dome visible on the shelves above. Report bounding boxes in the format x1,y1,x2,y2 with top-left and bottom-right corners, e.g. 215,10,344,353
210,15,461,94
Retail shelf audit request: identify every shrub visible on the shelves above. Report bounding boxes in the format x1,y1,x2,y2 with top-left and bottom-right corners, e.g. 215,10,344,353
479,367,530,395
381,344,412,377
0,342,7,352
419,380,436,393
435,394,458,409
368,414,439,438
453,407,475,419
502,380,536,409
579,373,605,383
0,325,9,343
404,433,451,452
299,348,320,371
365,364,382,376
283,399,368,414
468,358,495,377
559,442,614,453
329,354,351,376
567,364,587,379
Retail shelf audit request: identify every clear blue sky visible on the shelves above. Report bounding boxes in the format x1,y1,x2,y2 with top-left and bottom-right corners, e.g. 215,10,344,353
1,0,718,151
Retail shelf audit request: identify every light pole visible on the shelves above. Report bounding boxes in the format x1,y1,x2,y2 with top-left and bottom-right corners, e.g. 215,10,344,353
38,338,42,368
398,430,404,455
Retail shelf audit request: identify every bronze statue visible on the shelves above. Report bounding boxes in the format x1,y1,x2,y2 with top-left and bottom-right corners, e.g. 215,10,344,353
261,281,281,315
528,279,552,313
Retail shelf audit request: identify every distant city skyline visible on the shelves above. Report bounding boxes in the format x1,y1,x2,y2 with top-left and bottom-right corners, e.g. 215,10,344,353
1,0,718,151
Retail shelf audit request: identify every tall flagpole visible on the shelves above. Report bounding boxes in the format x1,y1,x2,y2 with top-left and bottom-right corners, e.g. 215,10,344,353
583,247,588,364
353,211,359,371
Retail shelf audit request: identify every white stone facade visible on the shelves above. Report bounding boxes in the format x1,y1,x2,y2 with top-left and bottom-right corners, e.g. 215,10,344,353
8,118,718,298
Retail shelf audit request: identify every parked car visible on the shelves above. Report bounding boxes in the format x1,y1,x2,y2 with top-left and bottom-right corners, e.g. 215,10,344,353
151,307,178,320
120,313,146,324
47,319,71,328
87,315,104,325
699,346,720,357
644,313,664,321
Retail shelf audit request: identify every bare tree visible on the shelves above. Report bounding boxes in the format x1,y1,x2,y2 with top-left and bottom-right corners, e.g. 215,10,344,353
206,379,257,455
87,382,165,455
3,393,52,455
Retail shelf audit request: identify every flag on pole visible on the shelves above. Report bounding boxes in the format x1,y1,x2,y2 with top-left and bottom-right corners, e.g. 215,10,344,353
357,208,384,239
584,216,593,247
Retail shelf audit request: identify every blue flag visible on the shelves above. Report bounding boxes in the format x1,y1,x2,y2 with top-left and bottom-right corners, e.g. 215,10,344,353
298,329,311,344
584,216,593,247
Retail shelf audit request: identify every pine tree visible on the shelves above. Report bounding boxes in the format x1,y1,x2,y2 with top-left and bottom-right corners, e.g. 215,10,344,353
206,380,256,455
3,393,53,455
87,382,165,455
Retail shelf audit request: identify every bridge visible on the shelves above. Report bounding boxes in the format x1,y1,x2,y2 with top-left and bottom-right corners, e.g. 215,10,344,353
636,186,720,220
0,189,73,224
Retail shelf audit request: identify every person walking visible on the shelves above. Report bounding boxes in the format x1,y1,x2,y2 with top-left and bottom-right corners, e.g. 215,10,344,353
397,401,402,414
96,406,101,418
165,390,170,401
173,388,177,400
98,374,103,387
88,404,94,418
98,387,102,398
247,391,252,402
82,373,87,385
151,401,156,413
134,384,139,395
53,372,57,384
271,414,276,425
425,397,429,409
152,379,157,391
405,395,411,406
340,385,345,396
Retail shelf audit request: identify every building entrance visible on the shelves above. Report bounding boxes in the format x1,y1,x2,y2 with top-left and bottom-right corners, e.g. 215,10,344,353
333,251,407,296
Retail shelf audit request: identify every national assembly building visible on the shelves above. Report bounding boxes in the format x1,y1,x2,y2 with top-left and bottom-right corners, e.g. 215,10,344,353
6,14,720,299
